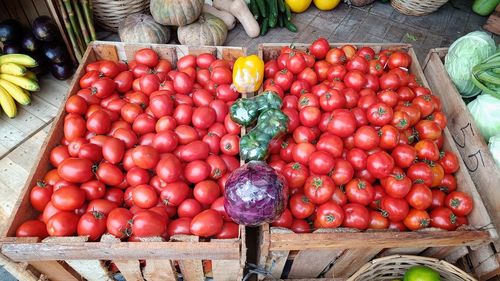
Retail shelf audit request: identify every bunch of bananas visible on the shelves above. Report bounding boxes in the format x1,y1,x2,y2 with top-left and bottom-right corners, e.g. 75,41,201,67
0,54,40,118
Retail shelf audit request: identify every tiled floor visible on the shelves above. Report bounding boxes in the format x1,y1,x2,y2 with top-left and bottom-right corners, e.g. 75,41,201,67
224,0,498,63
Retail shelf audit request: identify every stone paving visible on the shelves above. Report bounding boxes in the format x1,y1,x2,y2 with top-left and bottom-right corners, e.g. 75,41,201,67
223,0,498,63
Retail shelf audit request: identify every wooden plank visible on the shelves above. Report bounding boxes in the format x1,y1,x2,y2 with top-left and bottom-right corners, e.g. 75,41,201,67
0,253,39,281
0,108,46,137
420,246,468,263
212,238,243,281
2,0,30,27
37,0,52,17
263,249,289,280
65,260,113,281
327,248,381,278
0,120,28,154
29,261,80,281
27,93,61,122
468,244,500,280
484,11,500,36
269,230,490,251
93,43,119,62
424,49,500,233
35,75,71,108
143,259,177,281
5,125,49,171
172,235,205,281
113,260,144,281
258,224,271,281
288,248,344,279
19,0,39,26
377,247,425,257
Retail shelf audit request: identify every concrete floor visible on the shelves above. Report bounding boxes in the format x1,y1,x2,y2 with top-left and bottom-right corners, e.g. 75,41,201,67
1,1,496,280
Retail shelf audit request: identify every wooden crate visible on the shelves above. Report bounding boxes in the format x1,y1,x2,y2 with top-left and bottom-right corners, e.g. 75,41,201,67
0,41,247,281
255,43,498,280
423,48,500,281
484,4,500,36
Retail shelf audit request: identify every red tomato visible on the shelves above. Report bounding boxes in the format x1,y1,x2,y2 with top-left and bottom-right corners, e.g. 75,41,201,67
353,126,379,151
132,210,166,237
368,211,389,229
405,183,432,210
100,138,125,164
415,120,441,141
46,211,80,236
366,151,394,179
274,69,294,91
131,145,159,169
287,52,307,74
345,178,375,206
211,67,232,85
96,162,124,186
381,172,411,199
210,196,231,221
290,219,312,233
343,70,366,91
299,106,321,127
16,220,49,238
271,209,293,228
380,196,409,222
304,175,335,205
407,162,433,186
173,72,194,94
57,158,93,183
330,159,353,186
319,90,346,112
30,181,53,212
346,148,368,171
315,201,344,228
387,52,411,69
308,151,335,175
168,218,192,236
177,199,202,218
159,181,190,207
439,151,460,174
292,143,317,165
346,56,369,73
65,95,88,115
220,134,240,156
282,162,309,194
86,110,112,135
215,221,239,239
106,208,133,238
104,188,124,206
77,211,107,241
310,37,329,59
131,184,158,209
193,180,220,205
326,48,346,65
440,174,457,193
192,106,216,129
190,209,223,237
445,191,473,216
265,60,279,78
175,125,199,145
430,207,457,231
64,115,86,141
195,53,216,69
184,160,210,183
327,110,356,138
290,193,315,219
342,203,370,230
403,209,430,231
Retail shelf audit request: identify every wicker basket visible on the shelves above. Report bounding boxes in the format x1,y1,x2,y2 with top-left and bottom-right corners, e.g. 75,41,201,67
390,0,448,16
92,0,150,32
348,255,476,281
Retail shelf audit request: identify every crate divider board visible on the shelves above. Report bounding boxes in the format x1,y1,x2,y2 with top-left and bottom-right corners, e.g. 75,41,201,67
423,47,500,281
256,43,497,281
1,41,247,281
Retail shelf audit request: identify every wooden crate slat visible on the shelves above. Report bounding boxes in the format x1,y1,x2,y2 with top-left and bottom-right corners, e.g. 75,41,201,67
93,43,119,62
35,76,72,109
484,10,500,36
65,260,114,281
27,94,60,123
327,248,381,278
377,247,425,257
212,237,244,281
420,246,468,263
288,249,344,279
5,125,49,172
29,261,81,281
172,235,205,281
423,49,500,233
0,253,39,281
0,120,28,154
114,260,144,281
142,259,177,281
1,0,30,27
468,244,500,280
263,248,290,280
19,0,38,26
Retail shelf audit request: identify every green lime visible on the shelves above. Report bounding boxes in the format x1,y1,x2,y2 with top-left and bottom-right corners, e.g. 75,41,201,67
403,266,441,281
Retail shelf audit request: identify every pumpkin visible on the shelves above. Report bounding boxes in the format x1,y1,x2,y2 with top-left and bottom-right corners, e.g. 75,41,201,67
118,14,170,44
177,13,228,46
150,0,204,26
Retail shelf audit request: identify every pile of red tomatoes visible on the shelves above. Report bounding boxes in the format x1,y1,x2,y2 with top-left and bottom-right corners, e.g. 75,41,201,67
16,48,243,241
265,38,474,233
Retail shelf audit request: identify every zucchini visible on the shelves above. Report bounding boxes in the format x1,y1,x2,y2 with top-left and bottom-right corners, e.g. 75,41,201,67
249,0,260,20
283,15,297,32
278,12,284,28
268,0,278,27
255,0,267,17
277,0,286,13
285,2,292,21
260,17,269,36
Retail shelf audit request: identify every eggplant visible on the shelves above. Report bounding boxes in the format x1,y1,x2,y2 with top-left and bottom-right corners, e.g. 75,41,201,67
42,42,68,64
51,62,74,80
0,19,24,43
29,53,49,75
2,43,23,54
21,32,42,53
32,16,59,42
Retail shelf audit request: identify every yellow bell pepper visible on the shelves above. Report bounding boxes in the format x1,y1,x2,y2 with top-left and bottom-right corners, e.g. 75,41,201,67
313,0,341,10
232,55,264,93
285,0,312,13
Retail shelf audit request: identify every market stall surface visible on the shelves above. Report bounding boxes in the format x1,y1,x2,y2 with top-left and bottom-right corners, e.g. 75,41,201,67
0,0,496,279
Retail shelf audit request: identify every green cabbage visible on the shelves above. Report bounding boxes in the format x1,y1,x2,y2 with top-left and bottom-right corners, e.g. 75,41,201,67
488,134,500,167
445,31,496,97
467,93,500,141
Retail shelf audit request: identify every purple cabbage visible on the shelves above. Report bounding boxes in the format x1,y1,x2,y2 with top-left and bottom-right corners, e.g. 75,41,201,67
224,161,288,226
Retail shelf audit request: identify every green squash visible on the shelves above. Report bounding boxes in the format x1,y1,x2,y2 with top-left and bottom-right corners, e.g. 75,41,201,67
118,14,170,44
177,13,228,46
150,0,204,26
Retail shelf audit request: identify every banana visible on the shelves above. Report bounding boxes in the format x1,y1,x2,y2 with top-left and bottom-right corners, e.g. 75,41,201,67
24,71,38,81
0,79,30,105
0,54,38,67
0,63,26,76
0,84,17,118
0,74,40,91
